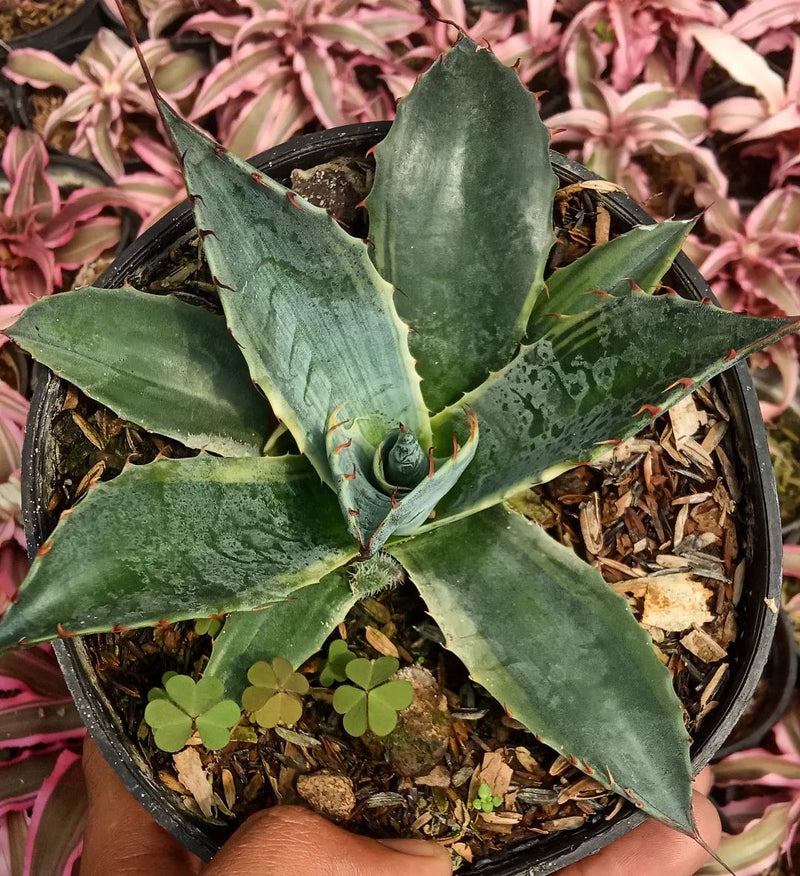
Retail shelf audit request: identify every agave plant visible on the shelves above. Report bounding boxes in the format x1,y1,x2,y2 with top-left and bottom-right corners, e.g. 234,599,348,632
0,33,798,858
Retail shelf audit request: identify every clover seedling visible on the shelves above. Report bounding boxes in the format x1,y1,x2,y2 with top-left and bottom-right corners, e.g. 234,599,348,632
242,657,309,729
472,783,503,814
194,617,223,638
332,656,414,737
144,672,241,752
319,639,358,687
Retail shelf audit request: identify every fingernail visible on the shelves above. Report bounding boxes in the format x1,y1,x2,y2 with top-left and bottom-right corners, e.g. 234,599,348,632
376,838,449,860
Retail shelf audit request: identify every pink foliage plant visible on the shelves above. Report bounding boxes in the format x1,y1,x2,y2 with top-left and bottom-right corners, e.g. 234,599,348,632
704,693,800,874
545,76,725,210
686,183,800,418
183,0,424,157
3,28,206,179
558,0,727,94
118,137,186,231
0,129,134,305
101,0,241,37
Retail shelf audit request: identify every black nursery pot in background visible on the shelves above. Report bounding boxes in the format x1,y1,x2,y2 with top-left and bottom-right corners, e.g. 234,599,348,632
0,0,101,58
22,123,783,875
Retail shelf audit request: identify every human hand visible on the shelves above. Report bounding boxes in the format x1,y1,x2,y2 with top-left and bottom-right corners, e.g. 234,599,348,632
560,767,722,875
81,736,720,876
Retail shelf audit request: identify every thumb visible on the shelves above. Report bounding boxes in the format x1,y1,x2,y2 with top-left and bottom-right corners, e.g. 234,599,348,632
202,805,453,876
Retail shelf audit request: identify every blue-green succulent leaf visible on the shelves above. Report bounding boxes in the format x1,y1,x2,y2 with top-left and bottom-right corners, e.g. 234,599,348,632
0,455,355,648
367,36,557,412
5,287,271,457
390,504,694,834
159,100,430,485
326,407,478,555
430,293,800,523
527,220,694,336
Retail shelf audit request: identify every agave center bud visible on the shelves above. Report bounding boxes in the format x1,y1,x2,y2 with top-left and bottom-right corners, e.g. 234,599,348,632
373,425,428,494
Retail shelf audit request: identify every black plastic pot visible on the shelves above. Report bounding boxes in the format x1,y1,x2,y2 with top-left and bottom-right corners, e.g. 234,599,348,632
714,609,796,759
0,0,101,59
22,122,783,875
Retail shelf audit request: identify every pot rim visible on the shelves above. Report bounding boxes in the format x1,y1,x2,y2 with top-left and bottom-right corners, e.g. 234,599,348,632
0,0,101,56
21,121,782,876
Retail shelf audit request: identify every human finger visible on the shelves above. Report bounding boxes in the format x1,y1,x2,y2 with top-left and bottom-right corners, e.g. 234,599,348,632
81,736,203,876
202,804,452,876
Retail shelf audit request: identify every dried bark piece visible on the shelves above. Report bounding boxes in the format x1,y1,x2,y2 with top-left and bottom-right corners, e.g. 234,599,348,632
415,765,451,787
641,573,714,631
173,748,214,818
669,396,702,445
365,624,399,658
680,627,727,663
477,751,513,798
296,771,356,821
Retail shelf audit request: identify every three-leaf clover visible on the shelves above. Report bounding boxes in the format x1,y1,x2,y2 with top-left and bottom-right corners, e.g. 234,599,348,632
472,783,503,813
144,672,241,752
319,639,357,687
242,658,310,729
332,656,414,737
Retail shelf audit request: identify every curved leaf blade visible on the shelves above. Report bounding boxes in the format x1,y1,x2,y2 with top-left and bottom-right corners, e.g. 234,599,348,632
206,570,358,699
6,287,271,457
432,293,800,521
391,505,694,833
527,220,693,335
367,36,557,412
0,455,355,648
160,101,430,483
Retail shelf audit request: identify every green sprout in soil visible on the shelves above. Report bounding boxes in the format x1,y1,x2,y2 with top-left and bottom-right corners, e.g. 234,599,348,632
319,639,358,687
194,617,223,638
144,672,241,752
472,783,503,813
241,657,310,729
332,656,414,737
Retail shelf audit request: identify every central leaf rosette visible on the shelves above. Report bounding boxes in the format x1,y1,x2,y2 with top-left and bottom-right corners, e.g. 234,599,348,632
374,426,429,493
325,407,479,556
